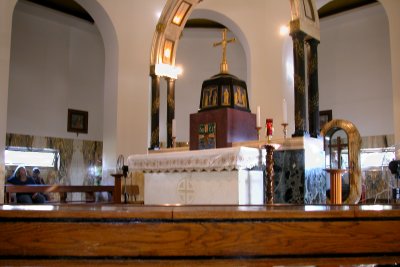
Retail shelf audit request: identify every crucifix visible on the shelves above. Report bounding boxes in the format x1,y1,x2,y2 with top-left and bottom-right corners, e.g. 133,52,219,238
329,136,348,169
213,28,236,74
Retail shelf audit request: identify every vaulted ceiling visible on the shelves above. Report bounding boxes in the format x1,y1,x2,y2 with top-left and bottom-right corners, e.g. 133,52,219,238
25,0,378,26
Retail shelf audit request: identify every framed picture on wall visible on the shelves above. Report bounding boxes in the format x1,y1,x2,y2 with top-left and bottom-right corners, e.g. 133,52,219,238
67,109,88,134
319,110,332,131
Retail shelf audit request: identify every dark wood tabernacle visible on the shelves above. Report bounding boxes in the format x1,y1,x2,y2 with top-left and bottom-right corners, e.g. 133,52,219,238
190,108,257,150
190,29,257,150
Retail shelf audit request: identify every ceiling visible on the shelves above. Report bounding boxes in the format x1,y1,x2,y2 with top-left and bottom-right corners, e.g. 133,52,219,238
25,0,378,26
25,0,94,23
318,0,377,19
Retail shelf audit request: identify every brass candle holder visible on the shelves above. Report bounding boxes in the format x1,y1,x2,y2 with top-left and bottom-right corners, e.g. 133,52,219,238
281,123,288,139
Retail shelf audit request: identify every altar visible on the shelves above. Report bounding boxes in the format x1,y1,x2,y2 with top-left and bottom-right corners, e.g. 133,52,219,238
128,136,326,205
128,147,266,205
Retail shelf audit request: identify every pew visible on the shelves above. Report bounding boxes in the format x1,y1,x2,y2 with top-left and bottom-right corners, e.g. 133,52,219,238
0,204,399,266
4,184,119,204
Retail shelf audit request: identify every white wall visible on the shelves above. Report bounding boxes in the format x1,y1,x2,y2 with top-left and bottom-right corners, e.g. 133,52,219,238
379,0,400,147
162,28,247,142
3,0,400,162
319,3,393,137
0,0,17,204
7,0,104,141
94,0,164,158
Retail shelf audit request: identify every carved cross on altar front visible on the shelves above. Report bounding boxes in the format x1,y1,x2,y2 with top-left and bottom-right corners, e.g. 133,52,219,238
213,28,235,74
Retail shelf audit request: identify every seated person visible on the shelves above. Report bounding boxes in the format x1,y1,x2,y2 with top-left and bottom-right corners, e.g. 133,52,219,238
32,167,45,184
31,167,50,201
7,165,45,204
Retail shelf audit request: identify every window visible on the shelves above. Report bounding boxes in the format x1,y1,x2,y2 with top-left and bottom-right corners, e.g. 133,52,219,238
5,147,59,169
360,147,395,169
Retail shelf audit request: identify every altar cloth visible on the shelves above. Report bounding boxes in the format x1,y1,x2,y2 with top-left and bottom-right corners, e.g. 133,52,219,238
127,146,265,173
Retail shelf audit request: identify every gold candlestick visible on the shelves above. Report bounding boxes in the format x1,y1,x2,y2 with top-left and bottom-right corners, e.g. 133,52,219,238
256,126,262,141
281,123,288,139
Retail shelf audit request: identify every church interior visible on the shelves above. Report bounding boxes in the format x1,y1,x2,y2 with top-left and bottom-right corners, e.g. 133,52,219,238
1,0,400,265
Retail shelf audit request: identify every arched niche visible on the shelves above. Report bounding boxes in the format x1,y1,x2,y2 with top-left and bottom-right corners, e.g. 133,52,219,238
149,0,321,146
321,119,362,204
75,0,119,177
150,0,320,89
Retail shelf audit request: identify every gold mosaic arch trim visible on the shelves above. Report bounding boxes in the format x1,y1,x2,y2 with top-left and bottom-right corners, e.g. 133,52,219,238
321,119,362,204
151,0,321,70
150,0,201,69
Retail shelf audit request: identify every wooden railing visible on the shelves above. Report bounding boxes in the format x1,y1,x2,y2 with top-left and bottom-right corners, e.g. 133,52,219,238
0,205,399,265
4,184,120,204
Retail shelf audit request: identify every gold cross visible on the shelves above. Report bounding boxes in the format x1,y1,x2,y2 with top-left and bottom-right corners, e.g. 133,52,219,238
213,28,235,74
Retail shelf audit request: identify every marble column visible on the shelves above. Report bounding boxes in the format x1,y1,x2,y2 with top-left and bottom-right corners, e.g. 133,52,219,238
290,31,308,137
150,73,160,149
307,38,320,138
166,77,175,148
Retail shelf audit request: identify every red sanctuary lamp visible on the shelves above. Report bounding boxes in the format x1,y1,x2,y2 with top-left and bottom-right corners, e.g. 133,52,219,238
266,118,273,143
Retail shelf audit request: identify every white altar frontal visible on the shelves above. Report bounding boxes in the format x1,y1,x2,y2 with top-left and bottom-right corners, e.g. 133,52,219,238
127,147,265,205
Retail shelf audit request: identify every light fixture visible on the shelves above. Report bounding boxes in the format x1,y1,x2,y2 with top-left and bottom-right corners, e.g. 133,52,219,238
162,39,174,64
164,48,171,59
172,1,191,26
279,24,289,36
155,63,182,79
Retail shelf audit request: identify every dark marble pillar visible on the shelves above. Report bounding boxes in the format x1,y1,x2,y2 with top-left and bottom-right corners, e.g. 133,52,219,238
290,31,308,137
166,77,175,148
150,73,160,149
307,38,320,138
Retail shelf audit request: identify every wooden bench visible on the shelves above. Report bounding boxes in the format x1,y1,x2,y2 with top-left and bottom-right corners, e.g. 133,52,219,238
4,184,120,204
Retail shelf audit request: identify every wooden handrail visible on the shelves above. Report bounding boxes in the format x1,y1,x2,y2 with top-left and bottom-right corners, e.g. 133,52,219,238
4,184,117,204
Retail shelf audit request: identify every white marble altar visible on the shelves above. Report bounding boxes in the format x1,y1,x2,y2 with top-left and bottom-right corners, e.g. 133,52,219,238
128,147,264,205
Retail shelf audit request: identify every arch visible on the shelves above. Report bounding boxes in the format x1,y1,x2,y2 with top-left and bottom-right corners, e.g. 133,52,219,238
152,0,320,79
150,0,201,73
150,0,320,145
188,8,251,90
0,0,17,204
68,0,119,176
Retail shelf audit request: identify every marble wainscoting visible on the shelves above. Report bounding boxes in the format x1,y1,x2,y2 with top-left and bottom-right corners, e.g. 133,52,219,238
5,133,103,202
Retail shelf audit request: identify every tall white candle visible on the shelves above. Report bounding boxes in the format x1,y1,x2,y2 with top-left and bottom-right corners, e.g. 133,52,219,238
282,99,288,124
172,119,176,137
256,106,261,127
